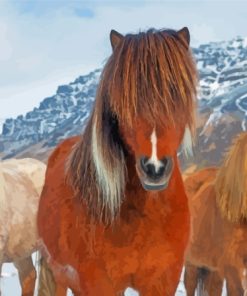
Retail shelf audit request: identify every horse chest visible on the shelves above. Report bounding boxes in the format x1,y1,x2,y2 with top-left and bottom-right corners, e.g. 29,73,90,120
103,202,169,246
100,236,166,283
94,210,173,277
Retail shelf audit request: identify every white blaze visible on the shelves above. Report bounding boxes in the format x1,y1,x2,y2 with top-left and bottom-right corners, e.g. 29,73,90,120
146,129,163,173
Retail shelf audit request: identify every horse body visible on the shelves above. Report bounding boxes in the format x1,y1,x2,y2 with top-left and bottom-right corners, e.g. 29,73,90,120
185,168,232,270
38,27,198,295
38,136,190,295
0,158,46,295
185,182,245,295
184,136,247,296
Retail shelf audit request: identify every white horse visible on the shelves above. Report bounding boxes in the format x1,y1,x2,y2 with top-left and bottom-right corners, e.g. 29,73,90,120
0,158,46,296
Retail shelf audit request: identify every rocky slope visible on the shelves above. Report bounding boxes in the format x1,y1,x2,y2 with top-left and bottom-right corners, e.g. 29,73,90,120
1,36,247,167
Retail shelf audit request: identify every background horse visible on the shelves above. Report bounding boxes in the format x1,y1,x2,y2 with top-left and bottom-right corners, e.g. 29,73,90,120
0,158,46,296
183,132,247,295
37,27,198,296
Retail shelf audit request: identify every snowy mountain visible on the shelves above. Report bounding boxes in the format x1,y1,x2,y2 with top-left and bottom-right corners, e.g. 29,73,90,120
1,36,247,166
0,69,101,159
194,36,247,166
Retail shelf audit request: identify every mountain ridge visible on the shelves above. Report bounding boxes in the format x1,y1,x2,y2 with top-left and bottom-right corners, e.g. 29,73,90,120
1,36,247,167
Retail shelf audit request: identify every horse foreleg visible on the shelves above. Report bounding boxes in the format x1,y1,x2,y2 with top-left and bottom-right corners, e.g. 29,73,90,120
184,263,198,296
225,265,243,296
14,256,36,296
204,270,223,296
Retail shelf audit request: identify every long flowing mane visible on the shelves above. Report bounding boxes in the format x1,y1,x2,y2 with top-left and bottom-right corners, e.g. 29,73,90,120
215,132,247,222
67,28,198,223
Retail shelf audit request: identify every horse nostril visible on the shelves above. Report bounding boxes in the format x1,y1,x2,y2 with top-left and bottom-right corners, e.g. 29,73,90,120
140,156,149,174
161,156,173,173
157,165,165,177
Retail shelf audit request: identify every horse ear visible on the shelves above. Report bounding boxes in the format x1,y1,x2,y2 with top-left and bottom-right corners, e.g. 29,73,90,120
177,27,190,49
110,30,124,50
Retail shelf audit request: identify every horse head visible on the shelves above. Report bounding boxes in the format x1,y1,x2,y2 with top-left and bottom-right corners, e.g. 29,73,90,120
68,27,198,222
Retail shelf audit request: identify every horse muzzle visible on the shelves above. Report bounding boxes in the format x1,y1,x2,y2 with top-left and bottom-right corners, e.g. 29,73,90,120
136,156,174,191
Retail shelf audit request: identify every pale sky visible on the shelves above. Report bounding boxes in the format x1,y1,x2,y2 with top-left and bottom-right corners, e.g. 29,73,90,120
0,0,247,124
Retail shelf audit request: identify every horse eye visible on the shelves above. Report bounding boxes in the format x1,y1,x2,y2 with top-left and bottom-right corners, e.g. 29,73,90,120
109,114,118,126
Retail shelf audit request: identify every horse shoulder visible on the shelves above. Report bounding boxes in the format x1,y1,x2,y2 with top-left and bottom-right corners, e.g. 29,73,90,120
38,136,82,270
39,136,81,221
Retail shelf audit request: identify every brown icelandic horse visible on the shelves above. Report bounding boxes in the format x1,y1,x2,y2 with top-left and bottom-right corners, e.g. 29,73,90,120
184,132,247,296
37,27,198,296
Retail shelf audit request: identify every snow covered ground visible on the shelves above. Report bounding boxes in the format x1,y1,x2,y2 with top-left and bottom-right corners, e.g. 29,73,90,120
0,260,227,296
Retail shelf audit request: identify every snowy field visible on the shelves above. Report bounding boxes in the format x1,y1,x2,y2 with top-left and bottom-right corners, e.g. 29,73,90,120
0,258,226,296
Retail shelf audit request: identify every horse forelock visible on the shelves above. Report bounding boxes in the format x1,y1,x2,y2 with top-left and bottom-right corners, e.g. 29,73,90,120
99,28,198,130
215,132,247,222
